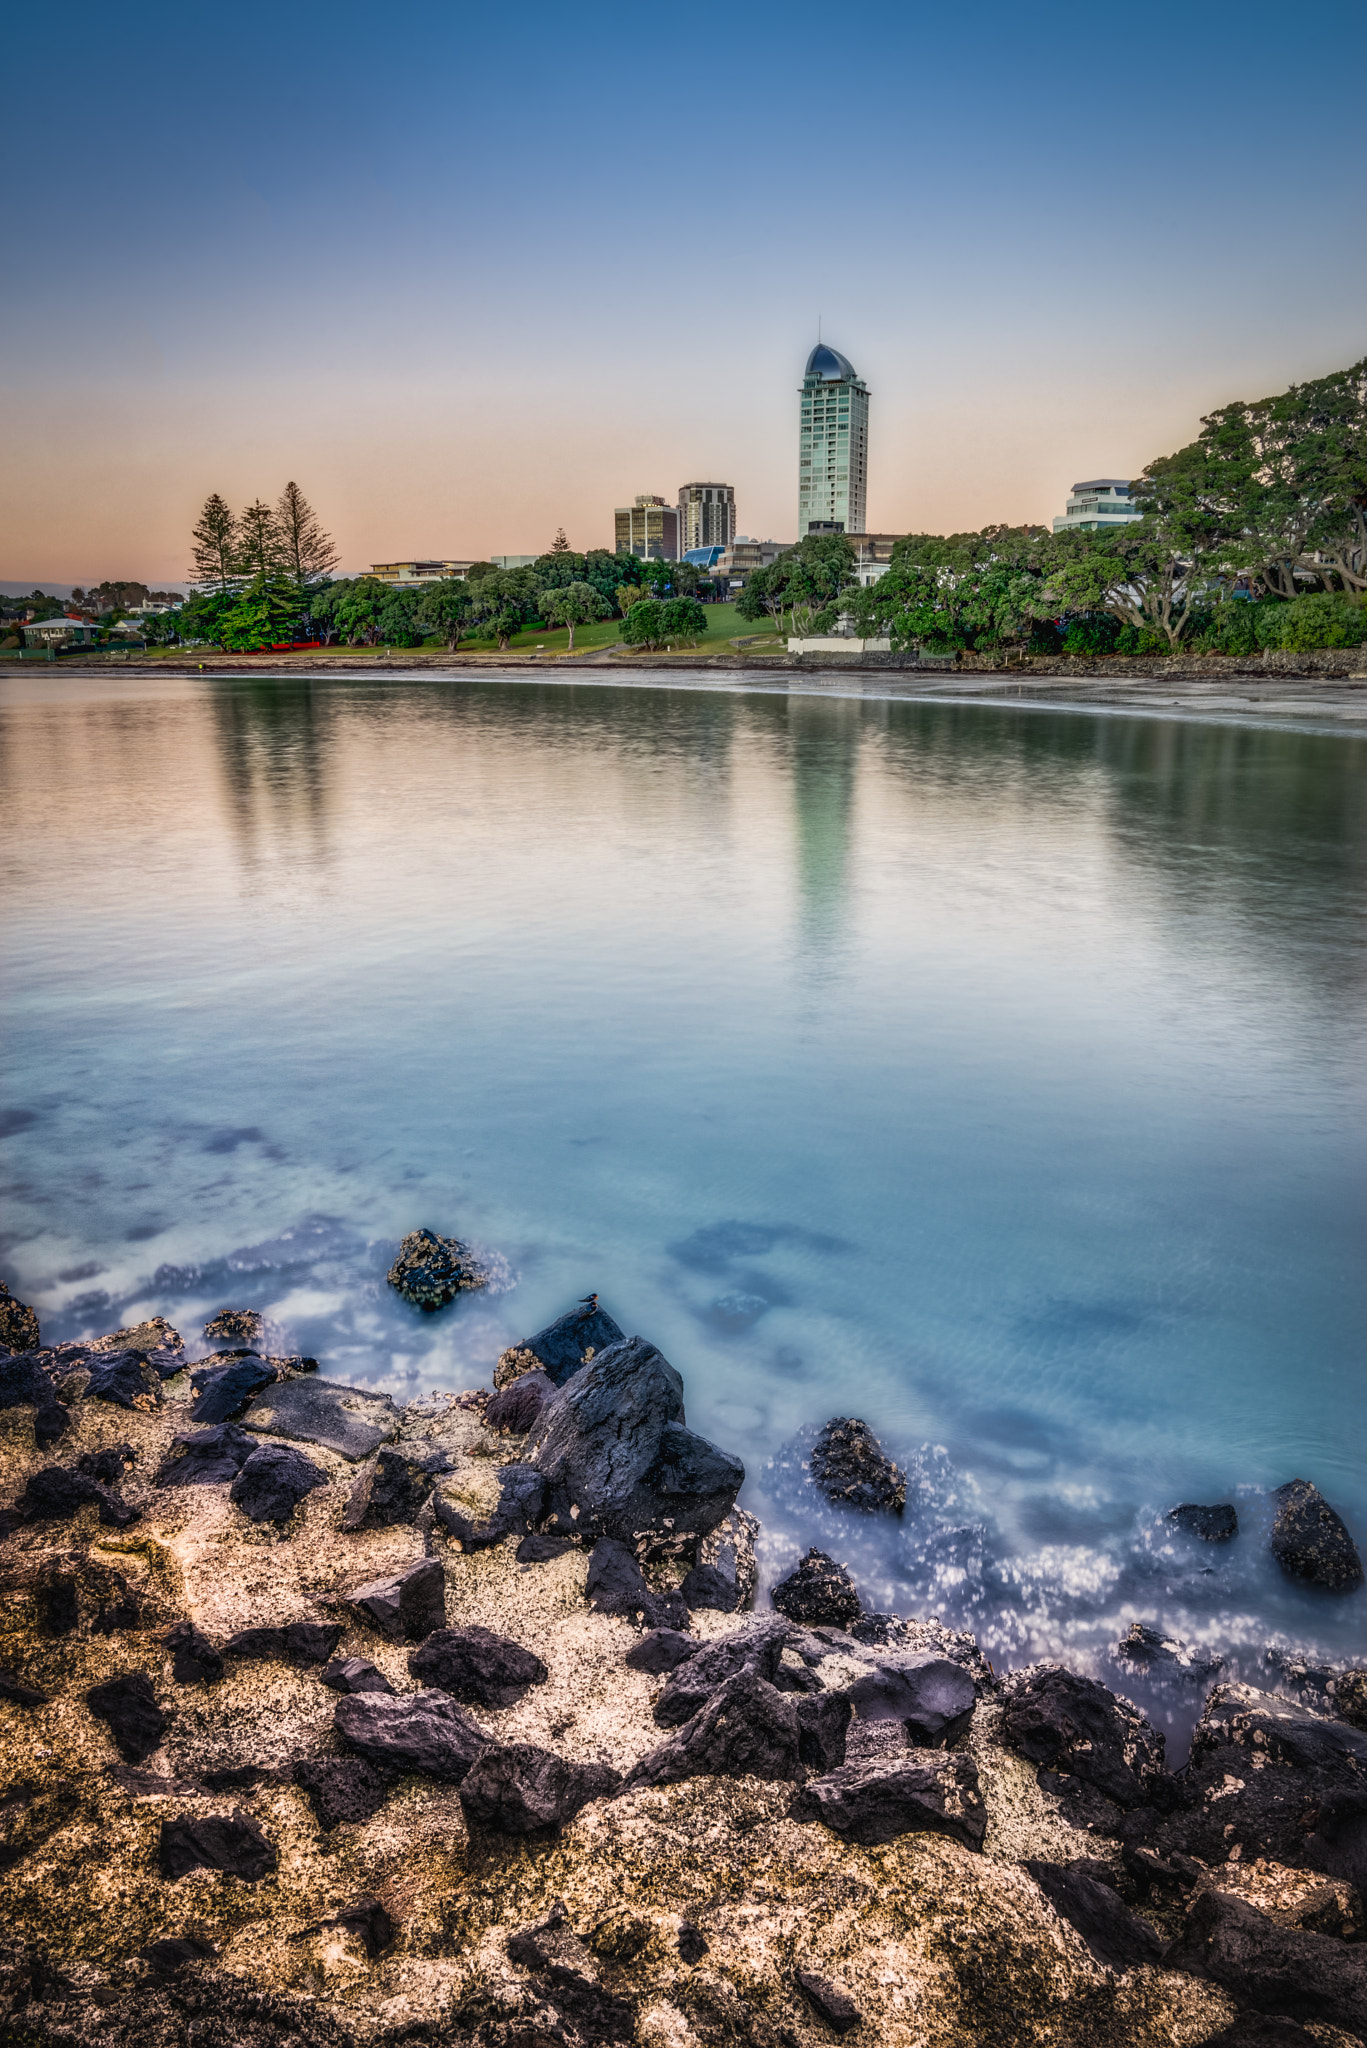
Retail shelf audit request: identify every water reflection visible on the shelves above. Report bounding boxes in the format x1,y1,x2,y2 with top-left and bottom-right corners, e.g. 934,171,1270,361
209,676,332,866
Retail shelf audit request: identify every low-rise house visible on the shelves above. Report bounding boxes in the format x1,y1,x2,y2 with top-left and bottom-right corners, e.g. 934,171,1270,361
20,616,103,648
367,560,474,586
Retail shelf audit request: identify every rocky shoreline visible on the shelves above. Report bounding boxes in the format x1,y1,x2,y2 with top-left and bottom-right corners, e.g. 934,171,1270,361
3,1260,1367,2047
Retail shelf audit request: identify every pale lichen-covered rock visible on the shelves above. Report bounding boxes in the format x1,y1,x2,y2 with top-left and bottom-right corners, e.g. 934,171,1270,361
0,1279,41,1355
387,1227,490,1311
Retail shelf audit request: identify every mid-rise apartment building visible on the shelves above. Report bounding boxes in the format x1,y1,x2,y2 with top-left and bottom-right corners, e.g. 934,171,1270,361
798,341,869,538
677,483,736,554
1052,481,1142,534
366,560,473,586
615,496,680,560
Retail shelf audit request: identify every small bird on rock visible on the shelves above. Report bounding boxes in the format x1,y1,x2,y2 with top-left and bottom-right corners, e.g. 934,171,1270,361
578,1293,599,1314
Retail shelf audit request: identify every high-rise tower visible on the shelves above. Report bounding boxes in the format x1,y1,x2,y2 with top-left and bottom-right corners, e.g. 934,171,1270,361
797,342,869,537
677,482,737,553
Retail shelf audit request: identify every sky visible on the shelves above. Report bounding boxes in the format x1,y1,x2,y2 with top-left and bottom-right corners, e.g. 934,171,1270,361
2,0,1365,584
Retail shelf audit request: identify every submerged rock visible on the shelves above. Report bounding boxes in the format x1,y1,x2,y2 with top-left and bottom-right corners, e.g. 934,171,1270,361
1168,1501,1238,1542
792,1751,987,1851
1270,1479,1364,1592
387,1227,488,1311
409,1623,548,1708
0,1281,40,1355
333,1688,487,1780
347,1557,446,1641
86,1673,166,1763
228,1443,329,1524
495,1299,626,1389
771,1548,862,1629
202,1308,278,1349
459,1743,621,1834
810,1417,906,1516
1115,1621,1225,1683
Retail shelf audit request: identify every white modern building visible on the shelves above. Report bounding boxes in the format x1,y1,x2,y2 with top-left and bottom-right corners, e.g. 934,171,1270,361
1052,480,1142,534
366,560,474,586
798,341,869,538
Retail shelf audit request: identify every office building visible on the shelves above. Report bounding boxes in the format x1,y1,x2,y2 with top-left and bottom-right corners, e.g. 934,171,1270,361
1052,481,1142,534
712,536,796,591
615,496,679,560
677,483,736,554
367,560,473,586
798,341,869,538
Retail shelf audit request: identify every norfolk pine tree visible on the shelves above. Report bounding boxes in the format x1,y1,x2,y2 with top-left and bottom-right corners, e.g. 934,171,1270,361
276,482,340,585
190,492,241,592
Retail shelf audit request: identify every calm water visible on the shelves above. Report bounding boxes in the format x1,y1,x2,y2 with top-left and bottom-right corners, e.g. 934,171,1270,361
3,668,1366,1734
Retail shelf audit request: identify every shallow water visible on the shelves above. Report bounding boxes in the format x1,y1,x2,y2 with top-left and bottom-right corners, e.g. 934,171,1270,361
3,667,1366,1743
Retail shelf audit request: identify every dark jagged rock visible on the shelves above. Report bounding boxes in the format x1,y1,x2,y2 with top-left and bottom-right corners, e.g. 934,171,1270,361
523,1335,743,1547
84,1350,161,1410
229,1442,330,1523
999,1663,1165,1808
292,1756,389,1830
459,1743,622,1834
0,1351,67,1445
323,1897,394,1959
502,1906,637,2045
0,1669,48,1706
163,1621,224,1685
1169,1501,1238,1542
76,1443,136,1485
223,1621,344,1665
586,1538,688,1631
322,1656,395,1695
625,1629,701,1677
1270,1479,1364,1592
810,1416,906,1517
155,1424,257,1487
242,1377,399,1462
140,1936,218,1975
159,1812,277,1881
653,1620,789,1727
517,1530,574,1563
771,1548,861,1629
340,1448,430,1530
1115,1621,1225,1683
628,1669,850,1789
485,1370,556,1433
189,1354,275,1423
677,1921,709,1964
496,1300,626,1390
840,1653,977,1746
201,1765,273,1791
678,1562,740,1613
0,1280,40,1354
794,1967,862,2036
348,1558,446,1641
86,1674,166,1763
387,1227,488,1310
435,1462,549,1550
18,1463,140,1528
333,1688,488,1780
793,1750,986,1850
1022,1860,1165,1969
1171,1885,1367,2034
409,1624,549,1708
90,1318,185,1378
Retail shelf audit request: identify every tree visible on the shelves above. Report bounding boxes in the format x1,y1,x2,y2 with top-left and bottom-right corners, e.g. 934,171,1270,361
237,498,286,583
736,534,855,636
550,527,571,554
618,595,708,650
332,576,392,645
190,492,240,592
219,571,301,651
469,569,539,649
852,527,1055,654
276,481,339,584
417,579,474,650
541,580,610,650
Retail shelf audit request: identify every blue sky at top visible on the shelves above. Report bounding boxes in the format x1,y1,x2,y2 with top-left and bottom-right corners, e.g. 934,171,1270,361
2,0,1363,578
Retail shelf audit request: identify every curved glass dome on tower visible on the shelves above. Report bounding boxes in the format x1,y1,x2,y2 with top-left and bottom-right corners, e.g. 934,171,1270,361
798,339,869,536
805,341,857,382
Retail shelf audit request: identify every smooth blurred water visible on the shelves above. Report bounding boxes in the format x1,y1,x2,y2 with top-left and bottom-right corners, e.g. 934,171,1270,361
3,668,1366,1734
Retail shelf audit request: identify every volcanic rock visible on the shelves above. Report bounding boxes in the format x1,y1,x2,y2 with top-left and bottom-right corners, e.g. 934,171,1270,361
677,1922,709,1965
242,1377,399,1462
495,1299,626,1390
839,1652,977,1745
1270,1479,1364,1592
1115,1622,1225,1682
485,1370,556,1434
793,1750,987,1851
771,1548,862,1629
86,1674,166,1763
83,1351,160,1410
653,1620,789,1727
1023,1860,1165,1969
1169,1502,1238,1542
1171,1885,1367,2034
0,1281,40,1354
90,1318,185,1377
322,1656,394,1695
409,1624,549,1708
155,1424,257,1487
434,1461,548,1550
586,1538,688,1631
158,1813,277,1882
292,1756,389,1830
387,1227,488,1310
321,1897,394,1959
810,1416,906,1516
625,1629,700,1677
203,1308,276,1348
340,1447,430,1530
163,1621,223,1685
189,1354,275,1423
677,1563,739,1612
628,1669,850,1789
517,1531,574,1563
222,1621,343,1665
18,1464,140,1528
459,1743,622,1834
794,1967,862,2035
228,1442,330,1523
522,1334,743,1547
0,1669,49,1706
348,1557,446,1641
333,1688,487,1780
139,1936,218,1975
76,1443,136,1485
999,1663,1165,1808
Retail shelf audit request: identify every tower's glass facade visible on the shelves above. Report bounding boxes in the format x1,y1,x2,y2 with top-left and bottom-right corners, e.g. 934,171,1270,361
798,342,869,537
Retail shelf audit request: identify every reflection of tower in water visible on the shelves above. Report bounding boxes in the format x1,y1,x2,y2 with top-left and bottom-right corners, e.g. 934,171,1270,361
210,678,331,868
786,693,863,960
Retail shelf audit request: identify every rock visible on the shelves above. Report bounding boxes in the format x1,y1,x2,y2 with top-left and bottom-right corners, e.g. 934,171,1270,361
189,1354,275,1423
810,1416,906,1517
677,1922,709,1965
348,1557,446,1641
1191,1861,1366,1941
163,1622,224,1685
691,1505,759,1612
485,1370,556,1433
158,1813,277,1882
496,1300,626,1389
86,1674,166,1763
517,1531,574,1563
624,1629,700,1677
678,1562,740,1613
771,1548,862,1629
322,1657,395,1695
242,1376,399,1462
91,1318,184,1376
1200,2022,1319,2047
409,1624,549,1708
0,1280,40,1354
435,1461,549,1550
1169,1502,1238,1542
0,1668,48,1706
792,1751,987,1851
76,1443,136,1485
322,1897,394,1959
387,1227,488,1310
653,1620,790,1727
333,1688,488,1781
1022,1860,1165,1969
17,1464,140,1529
203,1308,278,1349
0,1352,68,1450
83,1351,161,1410
1115,1622,1225,1682
228,1443,330,1523
794,1967,862,2035
292,1756,389,1830
155,1425,257,1487
999,1664,1166,1808
340,1448,430,1530
840,1653,977,1746
223,1621,344,1665
523,1334,744,1547
459,1743,622,1834
1171,1885,1367,2034
627,1669,850,1789
139,1936,218,1975
1270,1479,1364,1592
586,1538,689,1631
